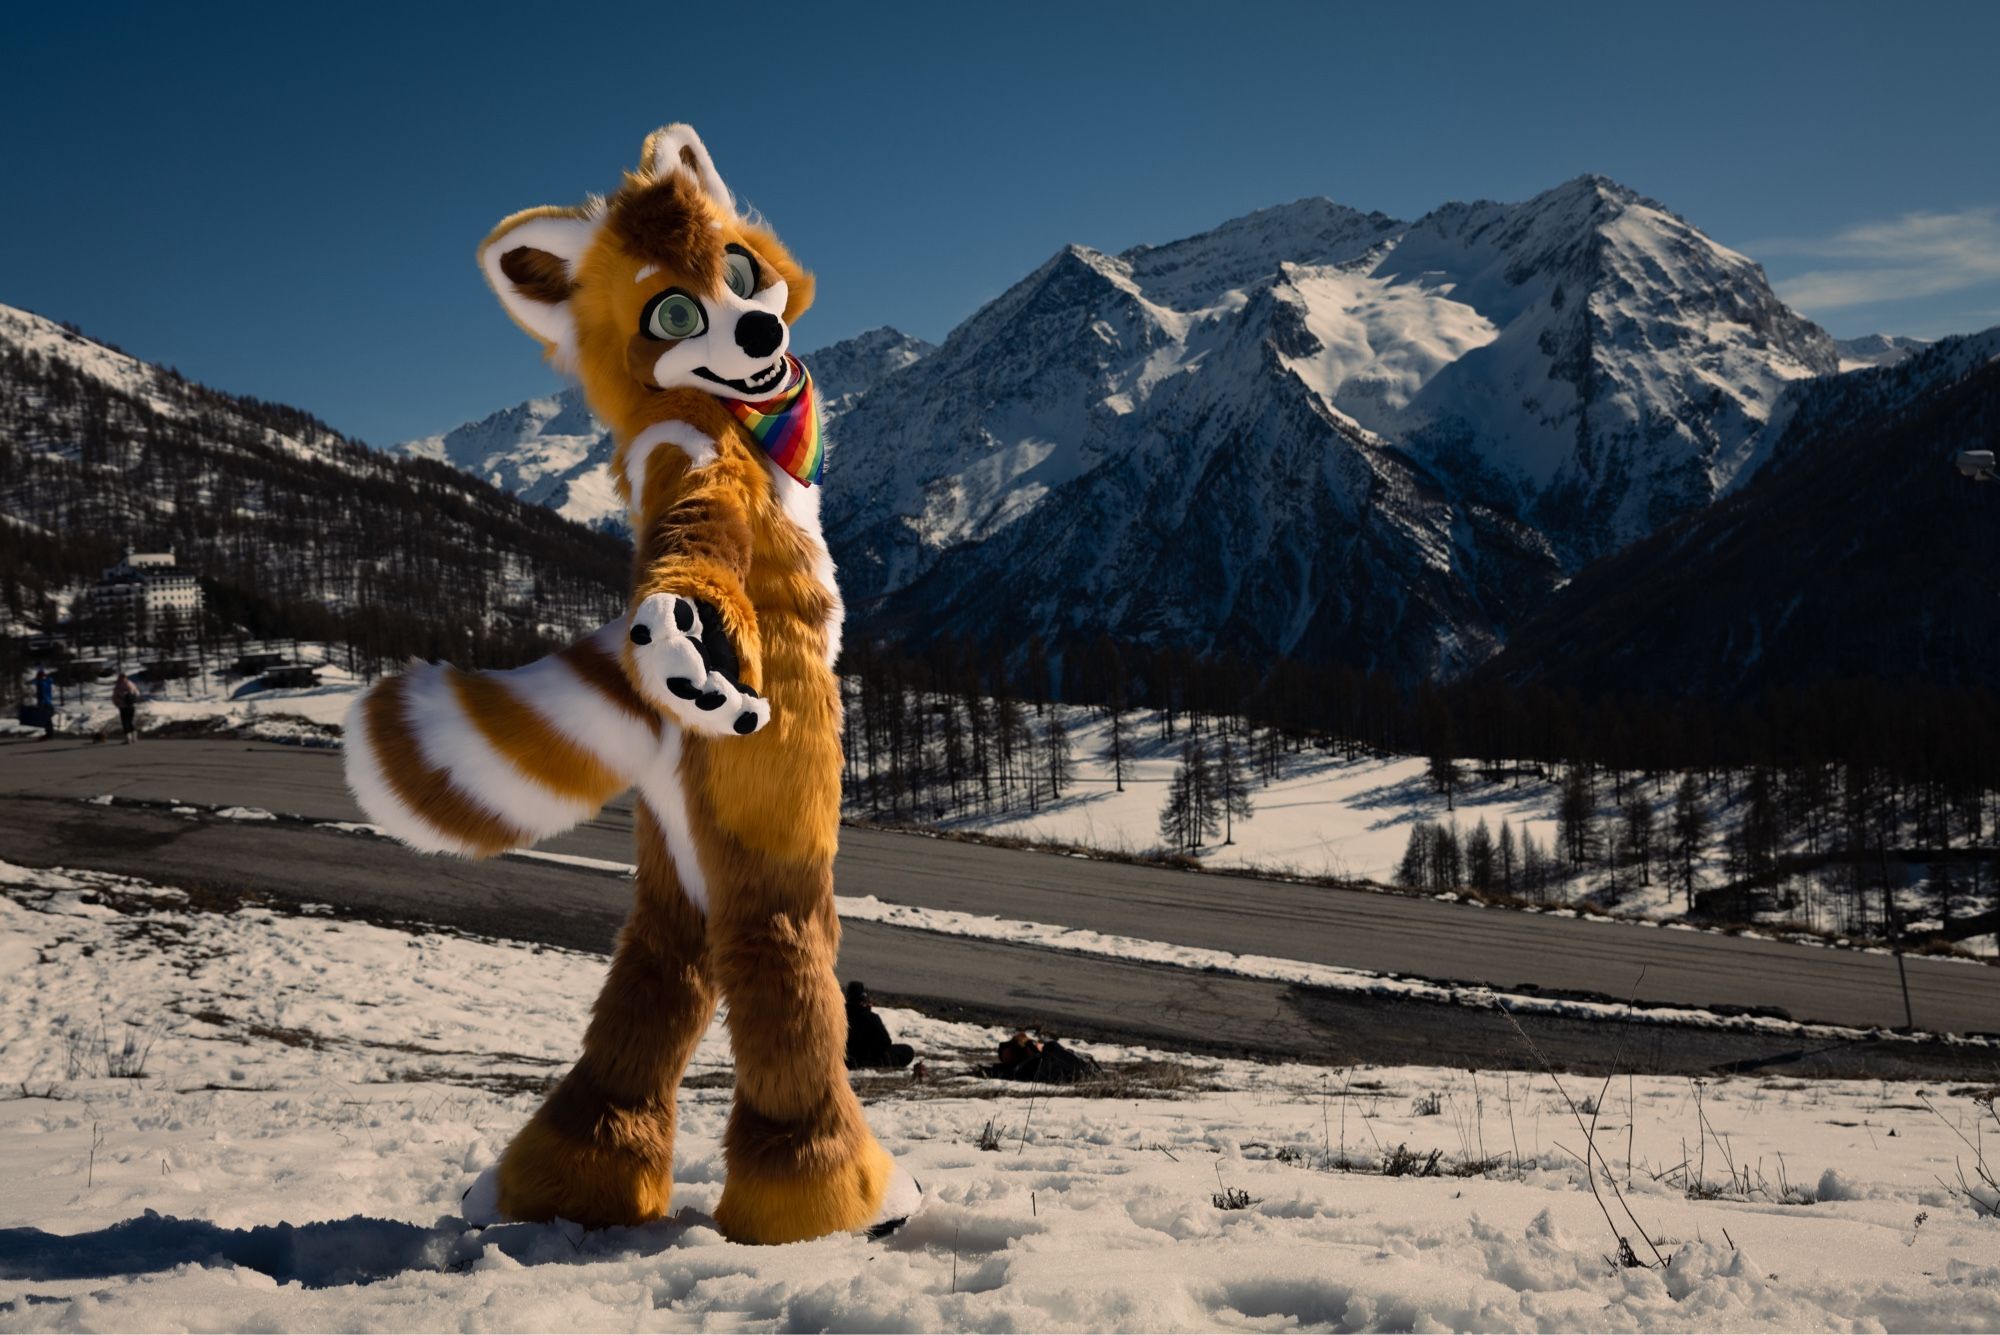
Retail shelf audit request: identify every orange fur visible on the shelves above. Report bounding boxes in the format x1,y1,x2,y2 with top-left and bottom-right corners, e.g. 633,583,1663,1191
346,125,879,1241
470,126,883,1243
451,669,626,804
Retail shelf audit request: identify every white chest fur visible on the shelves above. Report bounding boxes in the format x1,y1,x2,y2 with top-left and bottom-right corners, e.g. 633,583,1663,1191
758,454,845,667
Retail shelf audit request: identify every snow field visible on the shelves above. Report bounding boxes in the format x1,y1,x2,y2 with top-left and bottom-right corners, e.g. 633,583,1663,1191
11,656,358,747
924,712,1566,884
920,704,1998,948
2,859,1998,1332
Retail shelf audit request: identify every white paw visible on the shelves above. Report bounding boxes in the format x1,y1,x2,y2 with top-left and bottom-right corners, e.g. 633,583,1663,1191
626,593,772,738
863,1162,926,1239
461,1164,506,1227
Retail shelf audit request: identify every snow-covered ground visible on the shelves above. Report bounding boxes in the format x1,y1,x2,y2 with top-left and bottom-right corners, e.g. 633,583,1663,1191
902,705,1997,950
11,652,359,747
3,858,1997,1332
922,716,1557,886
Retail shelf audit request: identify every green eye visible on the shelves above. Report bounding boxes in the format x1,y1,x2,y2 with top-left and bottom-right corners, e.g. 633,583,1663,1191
724,247,760,299
643,291,705,341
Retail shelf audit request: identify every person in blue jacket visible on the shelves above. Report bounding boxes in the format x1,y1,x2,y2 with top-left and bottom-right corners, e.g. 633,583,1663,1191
33,669,55,739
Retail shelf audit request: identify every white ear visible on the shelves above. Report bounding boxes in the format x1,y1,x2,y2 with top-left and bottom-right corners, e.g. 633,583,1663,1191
477,208,600,356
643,123,736,216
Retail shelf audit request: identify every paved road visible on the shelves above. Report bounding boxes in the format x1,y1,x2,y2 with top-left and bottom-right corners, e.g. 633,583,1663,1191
7,793,1996,1081
6,738,1998,1039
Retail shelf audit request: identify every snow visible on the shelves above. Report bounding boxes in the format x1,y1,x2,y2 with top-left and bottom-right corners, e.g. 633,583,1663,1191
1834,333,1930,373
400,390,620,530
1275,264,1500,434
873,703,1996,951
13,651,361,746
392,328,935,534
0,304,181,418
928,720,1541,886
0,302,346,467
3,858,1998,1332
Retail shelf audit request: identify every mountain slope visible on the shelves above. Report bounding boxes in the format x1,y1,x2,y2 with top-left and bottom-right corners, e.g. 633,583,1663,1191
0,302,626,664
823,180,1832,672
1835,333,1928,372
1478,328,2000,700
413,178,1846,679
824,204,1562,677
1381,177,1835,561
398,327,933,533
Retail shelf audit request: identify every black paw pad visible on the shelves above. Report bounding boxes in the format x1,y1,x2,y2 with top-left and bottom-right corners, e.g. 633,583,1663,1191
629,624,653,645
696,691,726,711
666,678,701,700
733,712,759,735
674,601,695,632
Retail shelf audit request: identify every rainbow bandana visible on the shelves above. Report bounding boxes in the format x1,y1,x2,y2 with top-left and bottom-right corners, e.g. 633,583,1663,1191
723,355,823,487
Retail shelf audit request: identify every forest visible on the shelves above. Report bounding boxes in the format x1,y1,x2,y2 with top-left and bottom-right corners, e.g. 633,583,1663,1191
837,635,2000,945
0,327,627,693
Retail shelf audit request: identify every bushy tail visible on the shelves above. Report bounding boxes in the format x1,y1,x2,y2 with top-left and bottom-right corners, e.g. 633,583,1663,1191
343,620,664,857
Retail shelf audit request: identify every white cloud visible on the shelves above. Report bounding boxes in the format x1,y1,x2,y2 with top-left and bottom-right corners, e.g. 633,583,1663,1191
1756,207,2000,312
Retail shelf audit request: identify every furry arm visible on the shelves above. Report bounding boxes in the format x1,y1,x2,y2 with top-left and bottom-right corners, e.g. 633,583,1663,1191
621,436,773,738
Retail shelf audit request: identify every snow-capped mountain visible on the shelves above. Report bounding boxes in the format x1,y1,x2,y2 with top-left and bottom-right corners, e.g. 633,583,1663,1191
1834,333,1929,373
414,178,1854,678
1372,177,1835,561
807,326,934,417
401,388,618,530
823,198,1564,679
820,177,1834,672
1483,326,2000,700
397,327,932,533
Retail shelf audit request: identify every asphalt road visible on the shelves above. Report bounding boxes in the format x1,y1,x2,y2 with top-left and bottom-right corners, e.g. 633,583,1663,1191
2,738,1997,1080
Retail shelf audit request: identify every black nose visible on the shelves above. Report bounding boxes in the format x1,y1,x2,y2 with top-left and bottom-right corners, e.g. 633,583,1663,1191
735,311,784,359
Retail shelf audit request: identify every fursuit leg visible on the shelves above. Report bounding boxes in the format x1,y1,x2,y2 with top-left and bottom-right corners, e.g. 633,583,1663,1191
705,833,892,1244
495,797,716,1227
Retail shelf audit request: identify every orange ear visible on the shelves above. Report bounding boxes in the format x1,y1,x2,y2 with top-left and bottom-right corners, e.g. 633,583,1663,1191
639,124,735,215
477,206,600,359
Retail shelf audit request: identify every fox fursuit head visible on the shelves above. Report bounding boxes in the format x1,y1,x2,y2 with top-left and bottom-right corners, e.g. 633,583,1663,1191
341,124,917,1245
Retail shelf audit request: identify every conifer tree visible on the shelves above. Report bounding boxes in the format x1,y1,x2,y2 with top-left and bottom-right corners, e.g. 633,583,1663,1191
1621,796,1656,887
1558,766,1600,868
1215,729,1255,845
1105,706,1128,793
1046,712,1073,801
1466,818,1496,894
1396,822,1434,889
1671,774,1708,906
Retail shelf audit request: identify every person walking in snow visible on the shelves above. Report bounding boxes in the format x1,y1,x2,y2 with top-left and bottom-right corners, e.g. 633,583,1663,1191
844,981,915,1069
33,668,55,739
112,672,141,744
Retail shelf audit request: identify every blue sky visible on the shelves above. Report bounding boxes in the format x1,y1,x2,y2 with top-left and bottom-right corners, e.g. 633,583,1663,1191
5,0,1997,446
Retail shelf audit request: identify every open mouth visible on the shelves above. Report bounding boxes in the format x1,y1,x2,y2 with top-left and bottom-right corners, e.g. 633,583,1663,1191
694,360,789,396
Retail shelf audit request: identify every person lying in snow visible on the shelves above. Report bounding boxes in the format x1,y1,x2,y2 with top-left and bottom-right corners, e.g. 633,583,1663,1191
844,982,915,1069
986,1031,1102,1084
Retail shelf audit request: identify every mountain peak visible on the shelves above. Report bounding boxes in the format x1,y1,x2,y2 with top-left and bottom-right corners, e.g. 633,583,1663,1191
412,176,1866,680
1555,172,1641,204
1117,197,1403,309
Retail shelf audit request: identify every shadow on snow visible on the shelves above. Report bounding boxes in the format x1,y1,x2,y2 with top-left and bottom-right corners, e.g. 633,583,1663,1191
0,1208,704,1289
